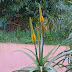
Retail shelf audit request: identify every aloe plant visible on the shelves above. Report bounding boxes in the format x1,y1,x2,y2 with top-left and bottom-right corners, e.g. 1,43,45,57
12,3,72,72
65,33,72,72
13,32,72,72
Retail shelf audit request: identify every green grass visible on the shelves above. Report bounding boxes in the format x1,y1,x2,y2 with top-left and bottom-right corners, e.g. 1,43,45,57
44,30,69,45
0,29,69,45
0,30,33,44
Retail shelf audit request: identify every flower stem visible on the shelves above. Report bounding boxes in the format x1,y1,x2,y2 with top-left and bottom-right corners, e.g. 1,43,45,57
34,43,39,65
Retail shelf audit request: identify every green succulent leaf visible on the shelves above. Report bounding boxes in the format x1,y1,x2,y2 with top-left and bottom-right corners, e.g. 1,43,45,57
21,66,39,72
24,48,39,64
12,50,39,66
39,34,43,65
21,66,36,70
52,59,65,67
43,44,60,65
62,55,68,64
45,50,72,66
45,66,57,72
65,66,72,72
24,48,36,57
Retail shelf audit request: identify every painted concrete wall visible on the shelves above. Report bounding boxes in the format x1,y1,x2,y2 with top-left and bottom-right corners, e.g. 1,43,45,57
0,43,69,72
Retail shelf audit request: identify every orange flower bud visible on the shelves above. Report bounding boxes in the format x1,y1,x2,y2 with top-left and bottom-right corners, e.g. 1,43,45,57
41,21,44,35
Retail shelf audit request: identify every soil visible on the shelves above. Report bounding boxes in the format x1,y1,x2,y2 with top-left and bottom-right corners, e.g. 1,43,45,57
5,16,29,31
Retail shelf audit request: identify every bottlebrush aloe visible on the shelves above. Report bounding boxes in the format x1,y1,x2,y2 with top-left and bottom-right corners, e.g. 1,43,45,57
12,3,72,72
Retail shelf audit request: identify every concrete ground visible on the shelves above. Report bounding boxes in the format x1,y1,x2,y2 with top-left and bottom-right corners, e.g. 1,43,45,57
0,43,70,72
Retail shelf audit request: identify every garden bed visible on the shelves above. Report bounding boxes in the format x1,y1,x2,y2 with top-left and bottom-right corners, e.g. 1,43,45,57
0,43,69,72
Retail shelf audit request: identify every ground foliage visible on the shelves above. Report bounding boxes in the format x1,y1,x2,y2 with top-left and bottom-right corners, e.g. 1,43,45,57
0,0,72,44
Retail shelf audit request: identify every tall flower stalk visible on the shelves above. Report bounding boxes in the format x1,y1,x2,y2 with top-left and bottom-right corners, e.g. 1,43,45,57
39,3,44,66
39,3,44,36
29,17,38,59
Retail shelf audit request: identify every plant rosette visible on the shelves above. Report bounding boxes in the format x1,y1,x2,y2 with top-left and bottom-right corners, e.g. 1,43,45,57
12,3,72,72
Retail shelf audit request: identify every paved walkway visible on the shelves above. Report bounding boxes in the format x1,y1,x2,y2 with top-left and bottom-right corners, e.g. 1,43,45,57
0,43,70,72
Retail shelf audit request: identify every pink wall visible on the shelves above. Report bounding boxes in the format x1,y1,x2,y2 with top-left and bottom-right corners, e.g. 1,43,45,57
0,43,69,72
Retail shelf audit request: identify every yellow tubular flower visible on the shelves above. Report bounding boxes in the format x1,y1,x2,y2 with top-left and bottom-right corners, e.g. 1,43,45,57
39,3,42,16
29,17,36,43
39,3,44,35
31,34,36,43
29,17,34,34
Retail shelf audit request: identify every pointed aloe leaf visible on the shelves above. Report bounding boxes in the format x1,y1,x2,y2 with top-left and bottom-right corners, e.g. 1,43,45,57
12,50,39,66
21,66,36,70
24,48,39,63
52,59,65,67
62,55,68,64
39,34,43,65
43,44,60,65
53,49,70,61
45,66,57,72
65,66,72,72
46,60,61,68
56,50,70,57
29,67,39,72
45,50,72,66
24,48,36,57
